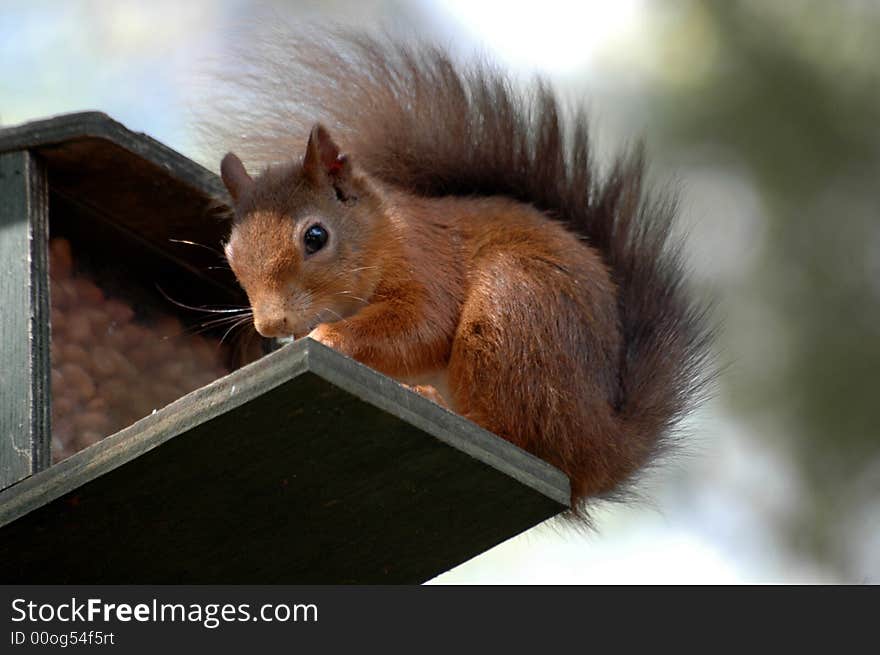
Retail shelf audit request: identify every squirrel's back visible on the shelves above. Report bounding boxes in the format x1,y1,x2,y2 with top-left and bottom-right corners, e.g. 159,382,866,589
201,28,716,509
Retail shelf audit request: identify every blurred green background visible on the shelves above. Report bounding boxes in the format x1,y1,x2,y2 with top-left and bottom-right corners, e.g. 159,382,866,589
3,0,878,582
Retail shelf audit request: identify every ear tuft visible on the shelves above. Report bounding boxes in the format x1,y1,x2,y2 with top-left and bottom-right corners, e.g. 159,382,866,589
220,152,254,202
303,123,351,182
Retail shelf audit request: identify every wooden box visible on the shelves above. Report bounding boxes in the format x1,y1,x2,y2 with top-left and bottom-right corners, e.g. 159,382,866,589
0,113,568,583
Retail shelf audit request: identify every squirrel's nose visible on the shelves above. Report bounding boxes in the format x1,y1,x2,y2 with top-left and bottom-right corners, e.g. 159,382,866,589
253,313,290,338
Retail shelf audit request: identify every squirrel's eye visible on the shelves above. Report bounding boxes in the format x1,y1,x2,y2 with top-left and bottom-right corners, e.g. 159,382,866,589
303,224,329,254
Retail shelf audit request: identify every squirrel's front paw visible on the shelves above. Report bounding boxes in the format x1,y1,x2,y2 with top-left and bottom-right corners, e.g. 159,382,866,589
306,323,345,352
402,384,449,408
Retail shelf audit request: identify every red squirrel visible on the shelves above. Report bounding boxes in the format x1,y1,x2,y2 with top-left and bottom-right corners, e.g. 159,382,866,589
208,32,714,511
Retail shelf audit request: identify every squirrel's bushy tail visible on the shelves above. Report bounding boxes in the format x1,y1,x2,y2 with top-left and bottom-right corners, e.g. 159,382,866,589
198,27,716,504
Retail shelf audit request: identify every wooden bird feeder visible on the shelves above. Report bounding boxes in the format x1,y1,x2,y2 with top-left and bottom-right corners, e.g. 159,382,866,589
0,113,569,583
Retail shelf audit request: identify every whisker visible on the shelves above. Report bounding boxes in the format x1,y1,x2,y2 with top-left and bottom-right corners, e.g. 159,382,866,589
168,238,226,258
156,284,251,314
219,315,254,346
319,307,343,321
333,290,368,304
196,313,253,329
179,313,253,338
182,324,229,338
306,265,380,296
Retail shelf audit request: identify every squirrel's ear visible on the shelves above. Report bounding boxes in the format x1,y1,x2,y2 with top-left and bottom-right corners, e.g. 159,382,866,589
303,124,355,200
220,152,254,203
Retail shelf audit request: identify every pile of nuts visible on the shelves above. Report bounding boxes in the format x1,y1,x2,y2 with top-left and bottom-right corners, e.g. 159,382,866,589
49,238,231,462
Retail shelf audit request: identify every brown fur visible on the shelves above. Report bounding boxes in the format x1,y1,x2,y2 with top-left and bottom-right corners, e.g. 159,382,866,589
202,29,716,513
